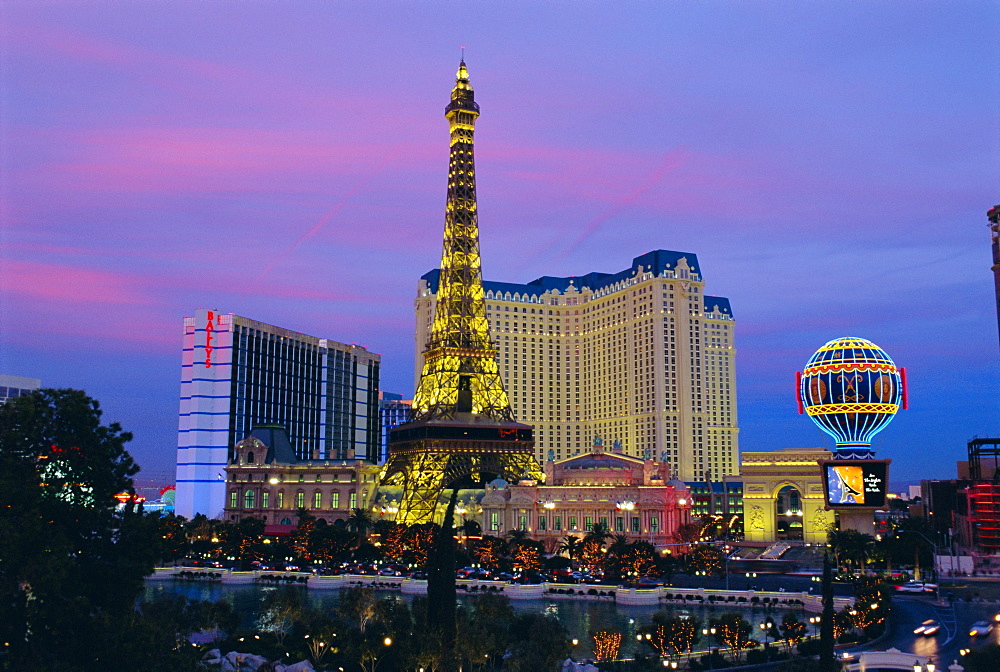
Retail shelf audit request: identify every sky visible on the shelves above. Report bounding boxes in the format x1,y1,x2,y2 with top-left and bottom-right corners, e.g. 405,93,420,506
1,1,998,489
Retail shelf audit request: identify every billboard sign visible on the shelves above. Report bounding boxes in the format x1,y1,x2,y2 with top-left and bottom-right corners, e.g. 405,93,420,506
820,459,889,508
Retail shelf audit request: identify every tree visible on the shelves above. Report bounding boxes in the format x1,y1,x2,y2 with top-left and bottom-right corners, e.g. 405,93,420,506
687,543,725,577
0,389,160,670
558,534,583,567
673,520,703,546
591,629,623,662
579,538,606,573
258,585,305,644
338,585,379,633
455,593,514,670
472,535,507,571
505,612,569,671
827,528,875,575
709,613,757,664
347,507,375,543
291,507,318,560
426,489,459,670
780,613,807,650
641,612,701,658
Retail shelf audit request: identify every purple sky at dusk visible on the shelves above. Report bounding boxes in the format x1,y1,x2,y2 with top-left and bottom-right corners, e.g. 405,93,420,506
1,2,998,488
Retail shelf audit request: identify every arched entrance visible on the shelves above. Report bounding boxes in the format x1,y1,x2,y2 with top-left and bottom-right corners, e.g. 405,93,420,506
775,485,803,541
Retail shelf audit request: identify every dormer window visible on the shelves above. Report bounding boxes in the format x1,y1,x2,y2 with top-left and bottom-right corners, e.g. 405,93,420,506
246,451,255,465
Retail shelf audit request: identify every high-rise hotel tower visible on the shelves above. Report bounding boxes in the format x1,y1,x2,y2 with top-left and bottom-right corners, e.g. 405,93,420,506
415,252,737,481
175,309,380,519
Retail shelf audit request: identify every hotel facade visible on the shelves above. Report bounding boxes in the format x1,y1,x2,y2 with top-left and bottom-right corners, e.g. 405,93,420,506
415,251,737,482
175,309,380,519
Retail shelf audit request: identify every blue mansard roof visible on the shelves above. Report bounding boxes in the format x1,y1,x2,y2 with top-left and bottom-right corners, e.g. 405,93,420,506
421,250,732,317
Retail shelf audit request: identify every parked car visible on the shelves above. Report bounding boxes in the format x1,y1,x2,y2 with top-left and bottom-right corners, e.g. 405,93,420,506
968,621,993,637
635,577,664,588
913,620,940,636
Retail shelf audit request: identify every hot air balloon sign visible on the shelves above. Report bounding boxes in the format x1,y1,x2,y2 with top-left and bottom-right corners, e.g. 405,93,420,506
797,336,907,457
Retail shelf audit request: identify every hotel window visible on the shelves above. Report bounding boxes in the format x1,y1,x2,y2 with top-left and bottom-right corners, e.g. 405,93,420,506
554,516,562,531
230,490,238,508
350,492,357,509
650,517,658,532
277,491,284,508
570,516,577,530
616,517,624,532
313,492,322,509
632,517,640,532
519,515,528,531
244,490,255,509
491,511,499,532
332,492,340,509
262,491,269,509
296,491,305,509
538,516,547,531
600,517,608,529
585,517,593,531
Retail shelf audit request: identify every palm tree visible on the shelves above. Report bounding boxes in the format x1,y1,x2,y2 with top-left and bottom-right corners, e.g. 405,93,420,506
608,534,631,558
347,507,374,546
585,521,612,547
506,528,530,542
559,534,583,568
828,528,875,575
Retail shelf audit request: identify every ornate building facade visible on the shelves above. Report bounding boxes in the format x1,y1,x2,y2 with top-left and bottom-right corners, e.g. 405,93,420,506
480,439,692,548
740,448,834,544
223,425,380,526
416,251,737,481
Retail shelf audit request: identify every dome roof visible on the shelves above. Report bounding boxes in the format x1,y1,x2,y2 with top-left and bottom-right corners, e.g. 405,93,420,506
562,452,642,470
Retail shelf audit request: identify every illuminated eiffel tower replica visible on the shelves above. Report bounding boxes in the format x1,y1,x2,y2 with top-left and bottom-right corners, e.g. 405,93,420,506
381,60,543,525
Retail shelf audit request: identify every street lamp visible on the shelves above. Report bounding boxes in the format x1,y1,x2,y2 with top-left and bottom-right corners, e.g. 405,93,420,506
702,628,717,671
760,618,774,661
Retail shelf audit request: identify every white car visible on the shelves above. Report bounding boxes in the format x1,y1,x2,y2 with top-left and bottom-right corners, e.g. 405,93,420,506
968,621,993,637
896,581,936,593
913,620,940,636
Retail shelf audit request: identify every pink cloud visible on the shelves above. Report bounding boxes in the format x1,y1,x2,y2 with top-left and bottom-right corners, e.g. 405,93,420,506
16,127,428,197
1,260,153,305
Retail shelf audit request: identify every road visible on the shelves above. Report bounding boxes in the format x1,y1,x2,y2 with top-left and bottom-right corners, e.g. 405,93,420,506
674,570,1000,667
846,593,1000,668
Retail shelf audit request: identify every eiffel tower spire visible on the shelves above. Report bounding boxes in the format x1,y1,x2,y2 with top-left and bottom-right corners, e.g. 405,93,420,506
380,61,542,525
412,60,513,422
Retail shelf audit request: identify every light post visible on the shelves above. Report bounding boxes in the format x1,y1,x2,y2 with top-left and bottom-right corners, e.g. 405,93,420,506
809,616,821,638
702,627,717,671
746,571,757,590
760,617,774,661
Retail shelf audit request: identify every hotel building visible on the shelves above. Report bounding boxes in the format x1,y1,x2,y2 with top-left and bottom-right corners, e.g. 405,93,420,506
415,251,737,481
175,309,380,519
0,374,41,404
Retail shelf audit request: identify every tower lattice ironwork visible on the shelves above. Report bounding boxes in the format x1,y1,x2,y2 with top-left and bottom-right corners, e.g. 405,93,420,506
381,61,543,525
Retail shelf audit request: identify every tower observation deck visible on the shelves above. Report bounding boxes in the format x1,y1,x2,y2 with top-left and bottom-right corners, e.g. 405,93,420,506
380,61,543,525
